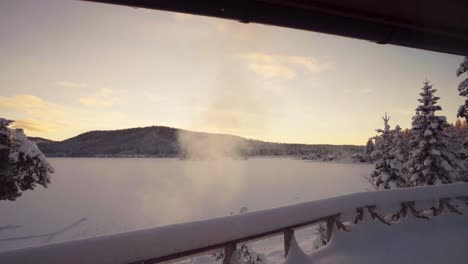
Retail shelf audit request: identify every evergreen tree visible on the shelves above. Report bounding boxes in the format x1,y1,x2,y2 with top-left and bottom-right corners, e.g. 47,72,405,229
370,114,406,189
392,125,408,170
0,118,53,201
456,57,468,120
406,82,466,186
365,138,375,161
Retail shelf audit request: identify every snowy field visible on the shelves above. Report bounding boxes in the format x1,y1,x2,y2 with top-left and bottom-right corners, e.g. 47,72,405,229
0,158,371,255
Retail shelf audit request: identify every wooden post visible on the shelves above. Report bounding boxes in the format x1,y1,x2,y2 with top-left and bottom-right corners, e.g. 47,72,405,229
223,243,236,264
326,217,335,243
284,229,294,258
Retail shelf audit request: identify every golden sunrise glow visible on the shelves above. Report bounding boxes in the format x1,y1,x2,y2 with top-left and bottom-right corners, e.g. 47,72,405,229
0,1,464,145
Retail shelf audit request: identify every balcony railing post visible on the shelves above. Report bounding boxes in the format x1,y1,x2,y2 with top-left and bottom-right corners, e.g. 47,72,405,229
223,243,236,264
326,216,335,242
284,228,294,258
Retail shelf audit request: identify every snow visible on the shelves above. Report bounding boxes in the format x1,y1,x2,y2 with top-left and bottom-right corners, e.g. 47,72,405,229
456,57,468,119
0,158,371,252
0,118,14,127
8,128,54,177
424,129,433,136
285,236,309,264
440,159,453,171
456,57,468,77
1,119,54,201
369,116,406,189
423,158,432,166
0,182,467,264
407,82,465,186
294,213,468,264
387,181,397,189
380,173,390,182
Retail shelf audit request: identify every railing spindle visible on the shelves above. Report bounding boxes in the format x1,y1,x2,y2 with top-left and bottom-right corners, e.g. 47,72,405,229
326,217,335,242
283,229,294,258
223,243,236,264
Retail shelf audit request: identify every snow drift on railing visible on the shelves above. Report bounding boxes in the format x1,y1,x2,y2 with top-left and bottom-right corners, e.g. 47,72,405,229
1,183,468,264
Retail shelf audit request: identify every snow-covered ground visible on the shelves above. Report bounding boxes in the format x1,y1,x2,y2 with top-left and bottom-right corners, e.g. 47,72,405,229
0,158,372,254
1,180,467,264
291,212,468,264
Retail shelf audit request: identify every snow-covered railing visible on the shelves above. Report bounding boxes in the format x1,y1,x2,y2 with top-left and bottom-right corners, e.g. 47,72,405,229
1,183,468,264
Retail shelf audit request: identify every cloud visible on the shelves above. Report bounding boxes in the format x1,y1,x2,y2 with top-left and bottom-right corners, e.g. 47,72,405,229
343,88,373,94
0,94,49,114
0,94,71,135
10,119,65,133
11,119,44,132
78,88,123,107
0,94,141,140
242,52,332,80
143,91,167,103
287,56,331,73
248,63,296,80
262,81,285,95
56,81,125,107
56,81,88,89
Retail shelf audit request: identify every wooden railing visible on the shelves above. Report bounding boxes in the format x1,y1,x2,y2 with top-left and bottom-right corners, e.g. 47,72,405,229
133,198,468,264
1,183,467,264
131,214,336,264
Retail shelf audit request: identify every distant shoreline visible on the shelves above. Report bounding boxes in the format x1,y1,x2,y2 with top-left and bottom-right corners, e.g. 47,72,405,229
31,126,363,160
44,156,371,165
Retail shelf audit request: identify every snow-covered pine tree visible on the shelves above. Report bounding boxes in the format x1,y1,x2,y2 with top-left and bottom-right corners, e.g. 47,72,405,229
456,57,468,120
406,82,466,186
445,121,468,160
0,118,54,201
391,125,408,173
454,57,468,170
365,138,375,161
0,119,12,179
370,114,407,189
227,244,266,264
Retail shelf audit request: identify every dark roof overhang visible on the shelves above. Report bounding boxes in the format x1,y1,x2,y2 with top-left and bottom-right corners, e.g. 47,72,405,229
82,0,468,56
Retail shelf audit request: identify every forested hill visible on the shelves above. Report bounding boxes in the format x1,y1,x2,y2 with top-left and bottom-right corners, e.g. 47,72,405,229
30,126,363,158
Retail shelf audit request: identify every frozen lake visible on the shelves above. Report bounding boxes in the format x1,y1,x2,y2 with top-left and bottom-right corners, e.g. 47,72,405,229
0,158,372,252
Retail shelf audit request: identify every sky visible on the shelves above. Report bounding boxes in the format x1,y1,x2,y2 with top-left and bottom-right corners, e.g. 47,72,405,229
0,0,465,145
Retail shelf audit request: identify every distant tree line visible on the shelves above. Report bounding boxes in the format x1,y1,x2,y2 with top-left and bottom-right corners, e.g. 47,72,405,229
34,126,363,159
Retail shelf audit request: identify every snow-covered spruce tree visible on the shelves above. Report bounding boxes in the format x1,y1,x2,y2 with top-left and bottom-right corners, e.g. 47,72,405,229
456,57,468,120
0,118,53,201
406,82,466,186
392,125,408,168
369,114,407,189
455,57,468,168
445,122,468,160
365,138,375,161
